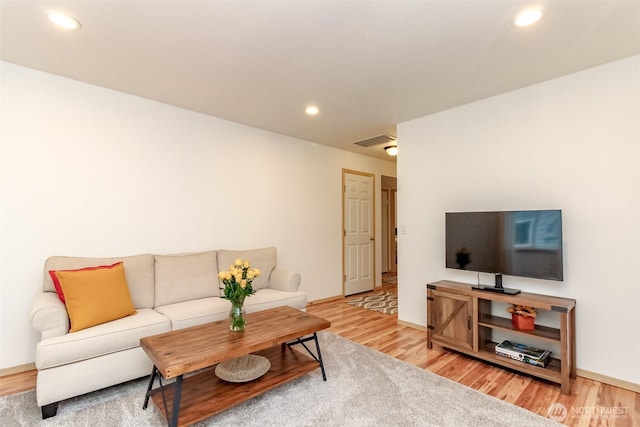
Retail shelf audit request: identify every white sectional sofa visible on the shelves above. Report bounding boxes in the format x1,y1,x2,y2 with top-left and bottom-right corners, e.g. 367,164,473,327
29,247,305,418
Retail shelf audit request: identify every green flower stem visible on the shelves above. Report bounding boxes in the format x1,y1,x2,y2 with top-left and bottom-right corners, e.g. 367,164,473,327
229,300,246,331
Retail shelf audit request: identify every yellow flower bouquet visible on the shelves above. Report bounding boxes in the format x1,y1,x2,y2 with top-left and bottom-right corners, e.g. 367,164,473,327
218,259,260,331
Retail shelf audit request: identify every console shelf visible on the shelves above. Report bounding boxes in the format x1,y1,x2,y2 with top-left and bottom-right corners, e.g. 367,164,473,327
478,314,561,342
426,280,576,394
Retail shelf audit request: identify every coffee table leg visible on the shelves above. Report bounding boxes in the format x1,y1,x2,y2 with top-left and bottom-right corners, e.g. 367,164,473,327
312,333,327,381
169,375,183,427
287,332,327,381
143,366,158,409
143,366,183,427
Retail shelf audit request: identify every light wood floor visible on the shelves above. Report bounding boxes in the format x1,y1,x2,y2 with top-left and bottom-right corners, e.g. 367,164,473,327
2,282,638,426
307,283,639,427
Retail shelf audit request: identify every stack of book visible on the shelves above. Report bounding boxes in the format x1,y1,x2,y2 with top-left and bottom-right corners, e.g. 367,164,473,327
495,340,552,368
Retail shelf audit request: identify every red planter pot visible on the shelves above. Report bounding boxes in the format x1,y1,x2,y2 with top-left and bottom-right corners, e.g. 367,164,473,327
511,313,535,330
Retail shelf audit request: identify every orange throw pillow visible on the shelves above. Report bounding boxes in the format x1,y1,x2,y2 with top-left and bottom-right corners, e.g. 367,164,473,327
49,262,122,304
51,262,136,332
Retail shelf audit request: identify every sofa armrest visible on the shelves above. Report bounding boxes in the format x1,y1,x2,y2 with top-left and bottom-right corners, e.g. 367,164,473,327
269,268,302,292
30,292,69,340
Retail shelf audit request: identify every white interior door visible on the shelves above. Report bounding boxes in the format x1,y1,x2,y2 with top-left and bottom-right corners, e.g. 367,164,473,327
343,171,374,296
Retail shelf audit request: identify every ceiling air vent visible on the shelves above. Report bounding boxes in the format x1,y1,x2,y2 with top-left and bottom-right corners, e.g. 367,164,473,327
353,134,396,147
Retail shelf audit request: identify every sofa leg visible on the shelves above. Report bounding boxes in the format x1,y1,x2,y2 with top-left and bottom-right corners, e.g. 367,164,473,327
42,402,59,419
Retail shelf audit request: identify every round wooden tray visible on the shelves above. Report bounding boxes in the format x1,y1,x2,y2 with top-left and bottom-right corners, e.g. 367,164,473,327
215,354,271,383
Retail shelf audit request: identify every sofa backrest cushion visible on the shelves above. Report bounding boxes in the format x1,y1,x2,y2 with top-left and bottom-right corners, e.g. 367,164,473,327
154,251,219,307
44,254,155,309
217,247,276,290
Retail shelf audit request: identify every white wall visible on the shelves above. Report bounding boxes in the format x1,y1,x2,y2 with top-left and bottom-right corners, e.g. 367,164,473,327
397,55,640,385
0,61,396,369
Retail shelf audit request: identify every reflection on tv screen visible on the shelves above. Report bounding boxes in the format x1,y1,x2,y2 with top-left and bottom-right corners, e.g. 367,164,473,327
446,210,563,281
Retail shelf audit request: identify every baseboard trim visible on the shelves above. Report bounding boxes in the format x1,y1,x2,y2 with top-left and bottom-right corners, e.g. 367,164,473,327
0,363,36,378
577,368,640,393
397,319,427,331
307,295,344,306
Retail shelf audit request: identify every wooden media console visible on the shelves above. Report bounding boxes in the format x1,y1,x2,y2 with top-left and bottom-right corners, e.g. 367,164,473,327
426,280,576,394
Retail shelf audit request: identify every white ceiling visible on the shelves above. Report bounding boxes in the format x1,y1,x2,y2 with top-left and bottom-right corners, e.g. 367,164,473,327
2,1,639,161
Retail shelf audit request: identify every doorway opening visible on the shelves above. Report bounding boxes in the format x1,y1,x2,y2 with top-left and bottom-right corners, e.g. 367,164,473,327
381,175,397,277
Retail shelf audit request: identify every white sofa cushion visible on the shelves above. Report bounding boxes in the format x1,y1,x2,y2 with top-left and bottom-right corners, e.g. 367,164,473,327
44,254,155,309
244,288,307,312
155,288,307,331
154,251,219,307
154,297,230,330
217,247,276,290
35,309,170,370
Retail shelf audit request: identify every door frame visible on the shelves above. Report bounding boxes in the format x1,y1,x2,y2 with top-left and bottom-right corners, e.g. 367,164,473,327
381,188,398,273
381,188,389,273
342,168,376,296
389,188,397,273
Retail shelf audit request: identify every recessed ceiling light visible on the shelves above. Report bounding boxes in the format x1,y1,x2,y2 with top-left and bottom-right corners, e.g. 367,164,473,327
305,106,319,115
513,8,543,27
48,12,81,30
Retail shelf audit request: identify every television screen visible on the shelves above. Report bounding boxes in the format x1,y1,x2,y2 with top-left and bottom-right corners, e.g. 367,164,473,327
445,210,563,281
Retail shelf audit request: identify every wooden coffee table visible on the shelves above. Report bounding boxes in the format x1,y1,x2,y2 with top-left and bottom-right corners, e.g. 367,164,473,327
140,306,331,427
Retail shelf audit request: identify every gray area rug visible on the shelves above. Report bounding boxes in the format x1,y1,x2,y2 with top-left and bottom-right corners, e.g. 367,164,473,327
0,332,558,426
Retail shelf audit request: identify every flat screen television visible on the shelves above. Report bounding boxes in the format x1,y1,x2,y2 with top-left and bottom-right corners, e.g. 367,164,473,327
445,210,563,294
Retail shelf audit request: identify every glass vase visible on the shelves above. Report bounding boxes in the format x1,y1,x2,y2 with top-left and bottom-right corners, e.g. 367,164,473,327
229,300,247,331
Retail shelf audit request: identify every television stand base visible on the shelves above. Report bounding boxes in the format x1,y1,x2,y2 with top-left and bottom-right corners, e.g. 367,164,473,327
472,284,521,295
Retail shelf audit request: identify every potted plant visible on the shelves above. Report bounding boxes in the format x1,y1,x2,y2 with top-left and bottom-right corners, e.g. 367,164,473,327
507,304,536,330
